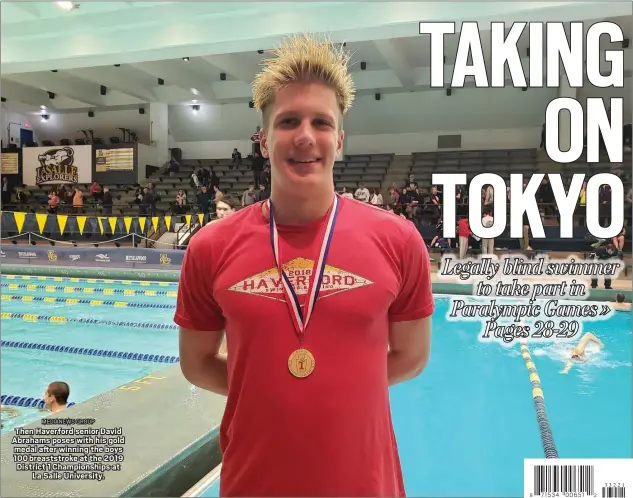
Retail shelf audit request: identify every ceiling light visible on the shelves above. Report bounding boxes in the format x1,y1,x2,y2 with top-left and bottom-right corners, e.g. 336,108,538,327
191,99,198,104
191,88,199,96
182,57,190,62
56,2,76,10
40,105,47,110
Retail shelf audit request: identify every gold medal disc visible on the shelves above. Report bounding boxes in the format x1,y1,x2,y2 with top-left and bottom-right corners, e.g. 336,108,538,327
288,348,315,378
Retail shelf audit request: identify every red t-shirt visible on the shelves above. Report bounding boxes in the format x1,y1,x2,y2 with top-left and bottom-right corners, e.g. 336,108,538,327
174,196,434,497
457,218,471,238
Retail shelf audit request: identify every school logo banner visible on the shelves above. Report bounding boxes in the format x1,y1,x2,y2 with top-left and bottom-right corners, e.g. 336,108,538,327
23,145,92,185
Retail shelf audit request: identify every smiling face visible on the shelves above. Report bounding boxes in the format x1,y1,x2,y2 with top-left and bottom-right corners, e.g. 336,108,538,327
260,82,344,195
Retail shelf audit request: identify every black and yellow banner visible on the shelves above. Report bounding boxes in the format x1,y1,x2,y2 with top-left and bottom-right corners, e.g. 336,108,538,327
0,211,207,237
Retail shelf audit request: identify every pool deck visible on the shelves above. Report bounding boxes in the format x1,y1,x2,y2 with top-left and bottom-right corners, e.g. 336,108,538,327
0,364,226,498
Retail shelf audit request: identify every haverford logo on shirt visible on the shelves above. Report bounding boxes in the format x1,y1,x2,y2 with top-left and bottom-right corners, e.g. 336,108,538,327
228,257,373,302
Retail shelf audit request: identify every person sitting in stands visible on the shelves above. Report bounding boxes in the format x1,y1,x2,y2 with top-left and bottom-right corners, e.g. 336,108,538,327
43,381,70,413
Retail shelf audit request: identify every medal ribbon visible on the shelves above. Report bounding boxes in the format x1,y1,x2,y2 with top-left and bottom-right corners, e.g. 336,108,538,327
268,194,340,345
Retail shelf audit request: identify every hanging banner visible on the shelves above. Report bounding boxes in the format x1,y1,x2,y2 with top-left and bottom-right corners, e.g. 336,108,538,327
35,213,48,234
22,145,92,186
57,215,68,235
13,212,26,233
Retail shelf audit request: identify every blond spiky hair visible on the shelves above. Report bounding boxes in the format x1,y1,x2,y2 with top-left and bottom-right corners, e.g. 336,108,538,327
251,33,355,117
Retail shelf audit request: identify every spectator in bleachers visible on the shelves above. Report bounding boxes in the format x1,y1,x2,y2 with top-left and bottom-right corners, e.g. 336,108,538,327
429,186,441,218
369,188,383,206
259,164,270,188
1,176,9,206
406,174,417,188
89,181,102,202
599,183,612,225
520,211,532,251
16,187,27,206
483,184,494,207
216,197,236,220
341,186,354,200
232,148,242,166
354,183,370,202
212,185,225,203
386,185,399,206
48,191,59,214
72,187,84,213
251,126,262,156
625,187,632,225
481,208,494,256
455,185,467,217
63,187,74,207
256,183,269,202
457,217,471,259
139,187,151,215
197,186,211,216
252,151,265,187
199,168,210,186
613,227,625,251
241,183,257,207
169,156,180,176
175,189,187,213
210,169,220,190
102,187,113,215
537,178,555,215
191,170,201,189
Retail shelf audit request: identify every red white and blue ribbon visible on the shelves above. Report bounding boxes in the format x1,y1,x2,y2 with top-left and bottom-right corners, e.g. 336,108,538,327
268,194,340,343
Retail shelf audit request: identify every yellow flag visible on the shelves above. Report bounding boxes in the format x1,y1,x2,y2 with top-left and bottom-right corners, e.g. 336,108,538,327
185,214,192,226
164,216,172,231
57,215,68,235
97,217,104,235
13,212,26,233
108,217,117,234
151,216,159,232
123,217,132,234
76,216,87,235
198,214,204,225
138,217,146,233
35,213,47,234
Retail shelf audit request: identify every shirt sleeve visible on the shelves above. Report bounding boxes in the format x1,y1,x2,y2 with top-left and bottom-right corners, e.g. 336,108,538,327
173,230,226,331
388,223,435,322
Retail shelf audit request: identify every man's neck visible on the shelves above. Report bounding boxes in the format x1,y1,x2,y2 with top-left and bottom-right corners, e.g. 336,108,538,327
267,185,334,225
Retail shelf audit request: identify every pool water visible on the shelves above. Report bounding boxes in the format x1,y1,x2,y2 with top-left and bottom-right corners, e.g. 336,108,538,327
194,295,632,498
0,275,179,434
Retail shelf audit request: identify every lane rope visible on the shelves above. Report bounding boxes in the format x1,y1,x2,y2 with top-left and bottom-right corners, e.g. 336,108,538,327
1,395,75,409
1,312,178,330
1,283,177,297
1,294,175,309
519,340,559,459
1,340,179,364
1,274,176,287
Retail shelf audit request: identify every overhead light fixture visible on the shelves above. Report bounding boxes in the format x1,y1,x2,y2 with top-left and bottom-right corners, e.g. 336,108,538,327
56,1,77,10
191,88,199,96
40,105,47,110
182,57,190,62
41,115,50,122
191,99,198,104
191,104,200,114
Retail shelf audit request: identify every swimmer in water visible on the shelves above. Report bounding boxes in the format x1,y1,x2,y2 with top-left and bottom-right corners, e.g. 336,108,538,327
560,332,604,374
612,293,631,312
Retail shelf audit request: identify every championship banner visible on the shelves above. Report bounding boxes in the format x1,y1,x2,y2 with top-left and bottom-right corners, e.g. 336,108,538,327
1,152,19,174
22,145,92,186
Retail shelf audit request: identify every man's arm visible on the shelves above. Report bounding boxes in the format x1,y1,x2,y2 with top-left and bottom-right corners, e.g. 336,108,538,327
388,316,431,386
387,222,435,386
179,327,228,396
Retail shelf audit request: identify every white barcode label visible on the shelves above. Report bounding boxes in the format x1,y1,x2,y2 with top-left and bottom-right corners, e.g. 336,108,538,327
525,459,633,498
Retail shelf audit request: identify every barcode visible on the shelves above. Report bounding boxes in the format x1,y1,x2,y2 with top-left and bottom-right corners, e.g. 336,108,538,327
602,486,626,497
533,465,594,496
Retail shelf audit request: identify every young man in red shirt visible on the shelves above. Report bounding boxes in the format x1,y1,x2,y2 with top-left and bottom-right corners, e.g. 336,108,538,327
175,33,434,497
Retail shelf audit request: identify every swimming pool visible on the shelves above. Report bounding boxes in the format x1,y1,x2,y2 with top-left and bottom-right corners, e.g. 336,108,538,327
190,295,632,498
0,274,180,433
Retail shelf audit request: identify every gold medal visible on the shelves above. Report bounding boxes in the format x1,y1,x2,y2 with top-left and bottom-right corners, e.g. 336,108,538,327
288,348,315,378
